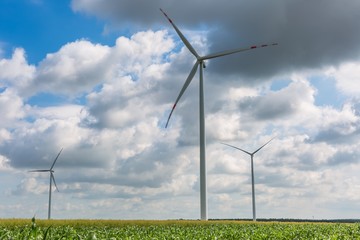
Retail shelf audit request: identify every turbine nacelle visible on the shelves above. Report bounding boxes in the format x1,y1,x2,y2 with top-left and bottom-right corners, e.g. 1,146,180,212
222,137,275,157
29,170,51,172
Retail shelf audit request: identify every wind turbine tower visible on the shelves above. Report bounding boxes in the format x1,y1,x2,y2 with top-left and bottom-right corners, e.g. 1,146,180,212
29,148,63,220
222,138,274,221
160,8,277,220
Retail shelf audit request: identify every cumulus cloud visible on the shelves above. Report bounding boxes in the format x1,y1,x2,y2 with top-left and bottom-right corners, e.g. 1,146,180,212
239,79,317,122
0,155,12,172
1,2,360,219
326,62,360,96
0,89,27,127
83,30,174,129
11,177,47,195
34,40,111,96
1,30,189,195
310,100,360,144
0,48,35,91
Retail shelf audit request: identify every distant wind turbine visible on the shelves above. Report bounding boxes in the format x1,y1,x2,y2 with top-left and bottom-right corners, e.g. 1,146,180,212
222,138,274,221
29,148,63,220
160,8,277,220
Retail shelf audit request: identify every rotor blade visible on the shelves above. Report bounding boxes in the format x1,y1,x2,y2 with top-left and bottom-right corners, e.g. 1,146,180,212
28,170,50,172
253,137,275,154
51,173,59,192
165,61,199,128
221,142,252,156
160,8,200,59
201,43,278,60
50,148,63,170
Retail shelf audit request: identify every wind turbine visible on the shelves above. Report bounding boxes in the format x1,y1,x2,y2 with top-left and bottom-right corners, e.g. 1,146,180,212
29,148,63,220
160,8,277,220
221,138,274,221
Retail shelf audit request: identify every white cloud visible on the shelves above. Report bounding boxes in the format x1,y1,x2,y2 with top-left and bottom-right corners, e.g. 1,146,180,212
326,61,360,96
0,89,27,127
34,40,111,95
12,177,48,195
0,48,35,90
0,129,11,145
0,155,11,172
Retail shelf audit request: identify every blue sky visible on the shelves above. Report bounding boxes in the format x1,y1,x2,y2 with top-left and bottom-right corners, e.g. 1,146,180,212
0,0,108,63
1,0,360,220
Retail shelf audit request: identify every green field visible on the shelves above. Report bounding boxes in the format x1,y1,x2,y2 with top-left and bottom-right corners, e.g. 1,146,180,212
1,218,360,239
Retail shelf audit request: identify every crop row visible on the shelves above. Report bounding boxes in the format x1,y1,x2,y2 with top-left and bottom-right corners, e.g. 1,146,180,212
1,218,360,239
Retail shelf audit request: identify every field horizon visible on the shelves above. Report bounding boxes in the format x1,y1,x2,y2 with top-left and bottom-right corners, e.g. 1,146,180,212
1,217,359,224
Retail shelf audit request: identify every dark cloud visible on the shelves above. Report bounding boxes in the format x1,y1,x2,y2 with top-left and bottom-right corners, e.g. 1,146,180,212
72,0,360,80
310,99,360,144
327,150,360,166
310,125,360,145
238,81,315,121
256,171,297,189
114,142,196,188
239,96,296,121
297,152,323,171
0,114,115,170
2,139,111,169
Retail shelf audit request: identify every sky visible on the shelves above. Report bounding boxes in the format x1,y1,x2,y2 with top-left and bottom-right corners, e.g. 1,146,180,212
1,0,360,220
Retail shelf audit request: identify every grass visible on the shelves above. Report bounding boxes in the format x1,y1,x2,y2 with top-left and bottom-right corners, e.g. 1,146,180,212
1,217,360,239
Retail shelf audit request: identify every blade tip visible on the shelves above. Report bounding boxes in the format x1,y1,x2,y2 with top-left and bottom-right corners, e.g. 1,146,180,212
165,117,171,128
164,104,177,128
159,8,173,23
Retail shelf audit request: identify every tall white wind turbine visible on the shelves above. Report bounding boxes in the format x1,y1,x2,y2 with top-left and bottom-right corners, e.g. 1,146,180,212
160,8,277,220
222,138,274,221
29,148,63,220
